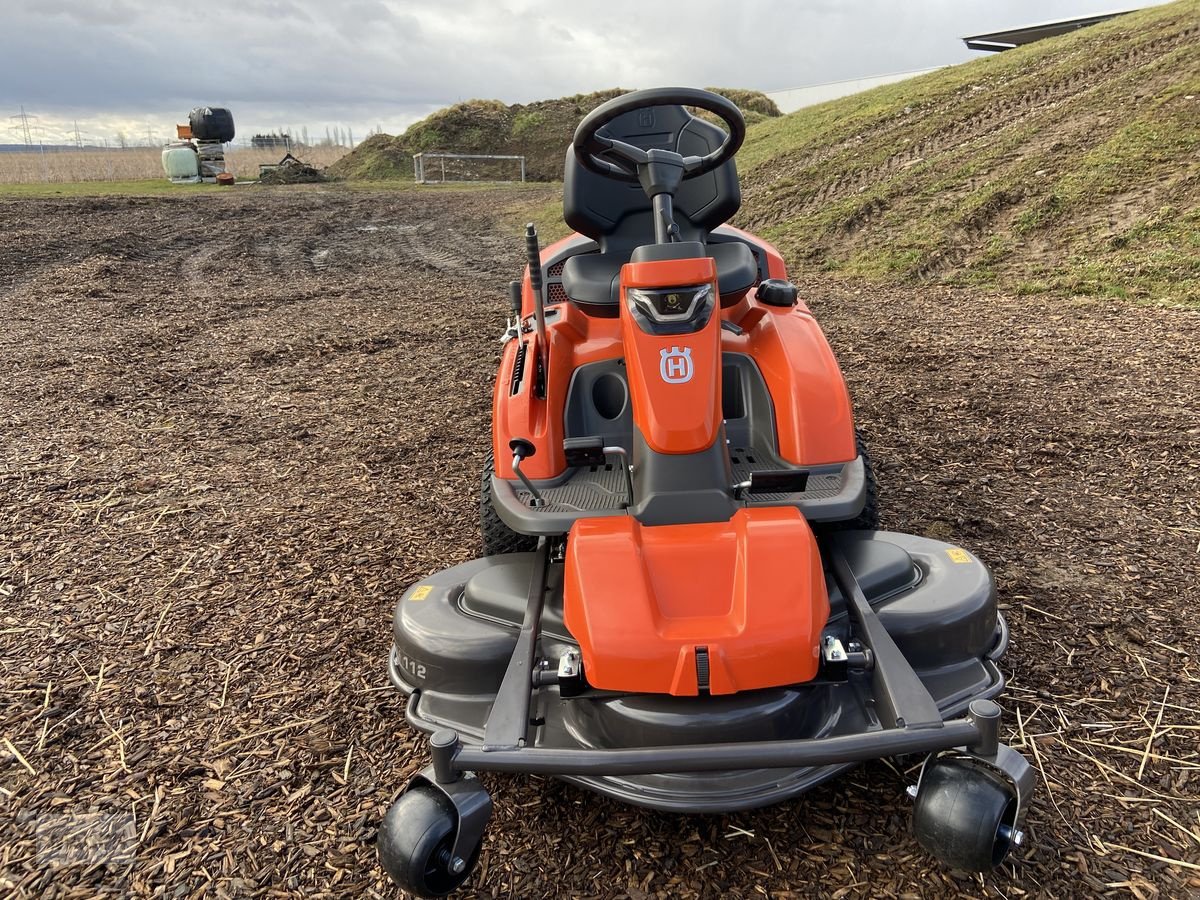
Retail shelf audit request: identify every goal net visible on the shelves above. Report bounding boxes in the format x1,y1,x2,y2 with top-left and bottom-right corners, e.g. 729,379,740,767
413,152,526,184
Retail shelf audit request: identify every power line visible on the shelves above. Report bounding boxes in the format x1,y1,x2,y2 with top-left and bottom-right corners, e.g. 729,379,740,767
9,105,36,146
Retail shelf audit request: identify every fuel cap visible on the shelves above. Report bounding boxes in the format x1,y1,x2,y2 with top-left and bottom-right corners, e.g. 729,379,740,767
756,278,799,307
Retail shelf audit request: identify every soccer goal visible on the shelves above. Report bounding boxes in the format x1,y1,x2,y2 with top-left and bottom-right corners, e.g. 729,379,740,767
413,152,527,184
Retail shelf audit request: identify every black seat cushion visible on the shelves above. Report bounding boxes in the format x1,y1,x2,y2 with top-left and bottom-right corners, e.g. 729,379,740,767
562,241,758,308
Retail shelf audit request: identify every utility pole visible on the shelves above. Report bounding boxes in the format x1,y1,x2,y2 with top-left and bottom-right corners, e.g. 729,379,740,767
73,120,83,149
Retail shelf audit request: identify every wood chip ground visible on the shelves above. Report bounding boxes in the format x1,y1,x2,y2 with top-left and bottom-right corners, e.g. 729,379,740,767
2,186,1198,897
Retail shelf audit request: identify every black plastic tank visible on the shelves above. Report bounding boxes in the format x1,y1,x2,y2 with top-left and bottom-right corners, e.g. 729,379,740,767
189,107,235,143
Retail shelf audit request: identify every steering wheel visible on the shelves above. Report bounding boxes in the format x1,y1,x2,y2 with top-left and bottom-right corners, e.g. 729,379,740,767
572,87,746,183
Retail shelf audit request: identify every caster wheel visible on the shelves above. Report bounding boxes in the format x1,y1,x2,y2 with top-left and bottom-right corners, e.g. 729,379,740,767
912,756,1022,871
378,785,480,897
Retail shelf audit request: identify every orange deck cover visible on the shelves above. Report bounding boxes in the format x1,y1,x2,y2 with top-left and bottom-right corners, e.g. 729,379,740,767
563,507,829,695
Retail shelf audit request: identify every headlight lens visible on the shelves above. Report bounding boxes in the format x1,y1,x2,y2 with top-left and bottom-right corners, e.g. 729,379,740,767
626,283,715,334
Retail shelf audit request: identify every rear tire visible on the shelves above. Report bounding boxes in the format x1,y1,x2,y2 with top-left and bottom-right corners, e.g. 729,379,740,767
480,449,538,556
851,429,879,529
815,428,878,531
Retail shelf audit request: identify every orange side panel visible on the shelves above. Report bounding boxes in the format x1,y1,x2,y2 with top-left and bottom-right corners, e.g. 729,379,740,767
563,508,830,696
619,257,722,455
721,306,856,466
493,283,623,480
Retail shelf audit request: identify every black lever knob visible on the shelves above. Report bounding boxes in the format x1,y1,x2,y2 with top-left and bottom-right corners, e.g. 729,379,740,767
757,278,798,307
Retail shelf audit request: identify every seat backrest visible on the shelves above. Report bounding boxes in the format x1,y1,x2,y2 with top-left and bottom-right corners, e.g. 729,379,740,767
563,105,741,254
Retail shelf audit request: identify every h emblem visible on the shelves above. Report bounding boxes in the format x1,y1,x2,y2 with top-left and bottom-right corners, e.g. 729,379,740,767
659,346,694,384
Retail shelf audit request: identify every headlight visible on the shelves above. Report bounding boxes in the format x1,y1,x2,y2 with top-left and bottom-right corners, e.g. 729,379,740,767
626,283,715,334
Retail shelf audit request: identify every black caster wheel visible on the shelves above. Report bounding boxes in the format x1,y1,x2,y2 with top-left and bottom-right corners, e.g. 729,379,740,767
378,784,481,897
912,756,1023,871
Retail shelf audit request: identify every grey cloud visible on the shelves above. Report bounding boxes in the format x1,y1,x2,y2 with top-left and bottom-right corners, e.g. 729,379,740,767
0,0,1173,145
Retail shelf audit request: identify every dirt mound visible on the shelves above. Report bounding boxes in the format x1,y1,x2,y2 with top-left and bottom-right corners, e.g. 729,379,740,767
735,0,1200,304
327,87,781,182
259,155,326,185
325,132,413,180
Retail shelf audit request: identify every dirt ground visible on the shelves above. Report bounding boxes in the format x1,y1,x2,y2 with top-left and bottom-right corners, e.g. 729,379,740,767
2,185,1198,898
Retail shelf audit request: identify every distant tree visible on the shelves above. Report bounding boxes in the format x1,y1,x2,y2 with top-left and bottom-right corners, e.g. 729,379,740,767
301,126,310,147
115,131,128,149
347,127,354,148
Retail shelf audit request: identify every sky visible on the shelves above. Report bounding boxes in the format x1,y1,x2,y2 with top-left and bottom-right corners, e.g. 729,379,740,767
0,0,1173,147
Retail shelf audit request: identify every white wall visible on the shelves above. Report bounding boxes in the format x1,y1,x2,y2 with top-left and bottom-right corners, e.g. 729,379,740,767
766,67,946,113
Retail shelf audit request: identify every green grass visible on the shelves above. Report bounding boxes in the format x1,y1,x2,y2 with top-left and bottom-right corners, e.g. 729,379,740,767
0,179,231,199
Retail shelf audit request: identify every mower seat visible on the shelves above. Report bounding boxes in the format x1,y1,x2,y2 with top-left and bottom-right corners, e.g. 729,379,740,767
561,241,758,309
560,101,754,313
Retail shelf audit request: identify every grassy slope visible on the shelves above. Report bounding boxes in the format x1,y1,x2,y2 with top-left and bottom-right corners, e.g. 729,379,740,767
735,0,1199,304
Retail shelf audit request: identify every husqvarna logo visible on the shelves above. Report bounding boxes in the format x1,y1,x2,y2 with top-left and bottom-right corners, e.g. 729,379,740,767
659,346,693,384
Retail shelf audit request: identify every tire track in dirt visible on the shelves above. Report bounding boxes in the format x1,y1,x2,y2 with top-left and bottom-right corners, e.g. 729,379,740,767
744,24,1197,223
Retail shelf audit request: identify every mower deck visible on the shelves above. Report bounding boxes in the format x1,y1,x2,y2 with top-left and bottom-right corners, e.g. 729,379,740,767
389,530,1015,812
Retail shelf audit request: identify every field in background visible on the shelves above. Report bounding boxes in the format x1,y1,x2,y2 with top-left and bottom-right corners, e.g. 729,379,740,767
0,144,350,184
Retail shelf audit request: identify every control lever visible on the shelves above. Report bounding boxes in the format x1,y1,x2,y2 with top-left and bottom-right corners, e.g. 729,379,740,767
510,439,545,508
524,225,548,397
733,469,810,499
501,280,521,344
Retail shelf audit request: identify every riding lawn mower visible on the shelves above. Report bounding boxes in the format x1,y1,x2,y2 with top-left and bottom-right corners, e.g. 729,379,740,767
376,88,1035,896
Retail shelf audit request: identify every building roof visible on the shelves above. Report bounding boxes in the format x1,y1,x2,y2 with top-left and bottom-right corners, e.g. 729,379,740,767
962,9,1134,52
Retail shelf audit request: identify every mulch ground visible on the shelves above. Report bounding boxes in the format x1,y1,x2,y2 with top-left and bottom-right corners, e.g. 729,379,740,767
2,185,1198,898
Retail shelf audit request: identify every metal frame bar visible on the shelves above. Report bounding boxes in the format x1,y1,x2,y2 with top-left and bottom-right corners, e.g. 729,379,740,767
828,547,944,730
437,718,984,777
480,538,548,750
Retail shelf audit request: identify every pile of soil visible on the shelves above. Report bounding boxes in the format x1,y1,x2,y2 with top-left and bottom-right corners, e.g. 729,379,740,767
2,186,1198,897
328,87,781,182
259,156,326,185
